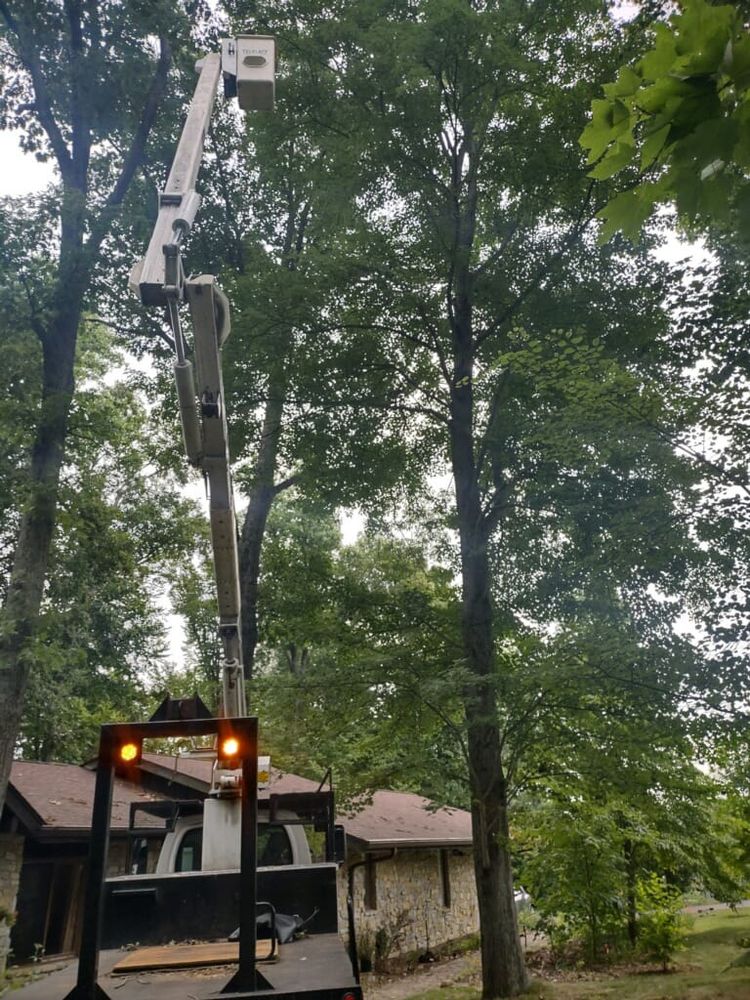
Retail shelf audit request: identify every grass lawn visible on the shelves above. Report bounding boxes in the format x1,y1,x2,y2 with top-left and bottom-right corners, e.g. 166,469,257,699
408,907,750,1000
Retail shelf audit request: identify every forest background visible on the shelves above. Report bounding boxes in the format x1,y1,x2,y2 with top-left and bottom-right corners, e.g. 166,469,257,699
1,1,750,997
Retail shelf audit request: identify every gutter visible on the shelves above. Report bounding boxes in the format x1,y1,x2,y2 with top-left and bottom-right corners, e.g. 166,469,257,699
348,838,472,850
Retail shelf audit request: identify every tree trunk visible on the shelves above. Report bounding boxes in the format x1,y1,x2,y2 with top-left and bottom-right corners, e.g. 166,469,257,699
0,7,171,815
239,371,287,678
454,505,528,998
466,700,528,998
0,292,81,809
238,195,308,680
625,838,638,946
449,368,527,997
444,116,527,993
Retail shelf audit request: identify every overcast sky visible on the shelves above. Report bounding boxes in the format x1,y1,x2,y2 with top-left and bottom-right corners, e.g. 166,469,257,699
0,130,56,196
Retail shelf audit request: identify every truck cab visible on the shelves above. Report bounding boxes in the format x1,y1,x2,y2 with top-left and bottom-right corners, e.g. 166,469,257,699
152,810,313,874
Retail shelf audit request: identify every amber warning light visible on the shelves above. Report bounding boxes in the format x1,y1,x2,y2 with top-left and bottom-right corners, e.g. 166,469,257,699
221,736,240,758
118,741,140,764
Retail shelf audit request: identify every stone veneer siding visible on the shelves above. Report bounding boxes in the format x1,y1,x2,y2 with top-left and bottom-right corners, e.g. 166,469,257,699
0,834,24,973
106,839,128,877
339,848,478,960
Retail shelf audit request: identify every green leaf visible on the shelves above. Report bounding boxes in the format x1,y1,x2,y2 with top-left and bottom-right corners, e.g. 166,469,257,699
726,35,750,91
678,116,738,169
602,65,642,100
638,76,705,115
672,0,736,76
732,102,750,166
641,125,671,170
596,188,655,242
697,171,732,223
588,140,636,180
639,23,679,80
580,98,631,162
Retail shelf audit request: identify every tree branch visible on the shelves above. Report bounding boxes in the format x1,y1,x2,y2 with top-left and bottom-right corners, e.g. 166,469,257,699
0,0,73,180
476,179,598,347
272,475,298,496
88,34,172,254
63,0,90,185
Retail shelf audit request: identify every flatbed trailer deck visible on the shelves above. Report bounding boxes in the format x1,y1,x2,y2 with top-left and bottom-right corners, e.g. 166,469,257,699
15,935,359,1000
13,934,356,1000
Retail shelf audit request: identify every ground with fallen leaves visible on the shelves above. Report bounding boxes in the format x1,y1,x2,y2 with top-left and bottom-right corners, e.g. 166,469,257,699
364,907,750,1000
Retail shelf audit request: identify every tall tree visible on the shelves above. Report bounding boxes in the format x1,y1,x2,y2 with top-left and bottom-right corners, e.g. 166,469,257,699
0,0,203,812
579,0,750,742
0,211,203,761
258,4,673,994
227,1,735,993
17,325,204,761
252,496,466,804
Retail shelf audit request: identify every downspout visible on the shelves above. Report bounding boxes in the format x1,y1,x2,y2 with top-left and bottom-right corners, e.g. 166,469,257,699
346,849,396,981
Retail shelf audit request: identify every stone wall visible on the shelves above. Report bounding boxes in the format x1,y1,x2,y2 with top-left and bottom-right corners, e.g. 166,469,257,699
106,839,131,877
339,849,478,962
0,834,24,974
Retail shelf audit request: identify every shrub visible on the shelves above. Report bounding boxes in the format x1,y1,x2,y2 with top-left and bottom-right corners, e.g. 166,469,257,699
636,873,687,971
521,805,629,964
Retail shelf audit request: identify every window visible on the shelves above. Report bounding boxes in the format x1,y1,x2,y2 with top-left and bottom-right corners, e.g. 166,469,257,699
130,837,149,875
176,827,203,872
257,824,293,867
439,849,451,908
364,854,377,910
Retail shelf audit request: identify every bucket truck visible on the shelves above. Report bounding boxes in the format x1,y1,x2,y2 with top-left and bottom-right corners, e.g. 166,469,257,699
63,36,361,1000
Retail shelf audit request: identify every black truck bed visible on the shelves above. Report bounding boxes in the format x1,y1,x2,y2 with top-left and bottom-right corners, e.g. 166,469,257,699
102,865,341,948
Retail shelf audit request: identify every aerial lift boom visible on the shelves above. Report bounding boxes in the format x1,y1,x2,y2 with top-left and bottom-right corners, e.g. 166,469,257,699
130,36,275,718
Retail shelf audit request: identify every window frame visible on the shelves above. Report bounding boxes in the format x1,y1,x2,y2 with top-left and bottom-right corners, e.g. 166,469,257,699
175,826,203,872
439,848,451,908
364,853,378,911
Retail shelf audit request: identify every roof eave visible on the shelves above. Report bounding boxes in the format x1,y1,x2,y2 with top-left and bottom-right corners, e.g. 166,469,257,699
138,758,210,793
4,784,45,834
348,837,473,851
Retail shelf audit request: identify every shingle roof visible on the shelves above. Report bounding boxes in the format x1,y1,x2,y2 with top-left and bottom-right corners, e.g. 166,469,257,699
8,757,473,849
143,756,473,848
342,789,473,849
8,760,166,833
139,753,319,798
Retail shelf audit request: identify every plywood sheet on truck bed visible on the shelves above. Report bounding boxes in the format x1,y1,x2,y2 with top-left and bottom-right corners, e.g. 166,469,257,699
112,938,276,973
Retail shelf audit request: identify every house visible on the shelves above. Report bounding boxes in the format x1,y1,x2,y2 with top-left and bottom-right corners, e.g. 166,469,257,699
342,789,476,962
0,760,171,963
0,756,478,969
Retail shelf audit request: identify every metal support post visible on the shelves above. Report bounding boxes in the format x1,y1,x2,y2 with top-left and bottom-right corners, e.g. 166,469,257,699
222,734,265,994
63,731,116,1000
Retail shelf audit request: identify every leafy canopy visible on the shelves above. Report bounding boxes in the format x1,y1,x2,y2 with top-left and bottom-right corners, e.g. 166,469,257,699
580,0,750,240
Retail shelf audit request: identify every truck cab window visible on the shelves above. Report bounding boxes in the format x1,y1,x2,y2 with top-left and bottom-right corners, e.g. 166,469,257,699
258,824,292,866
176,828,203,872
130,837,149,875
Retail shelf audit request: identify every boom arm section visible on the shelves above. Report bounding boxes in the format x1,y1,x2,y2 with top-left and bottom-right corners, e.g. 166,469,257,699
186,277,245,716
130,39,274,717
